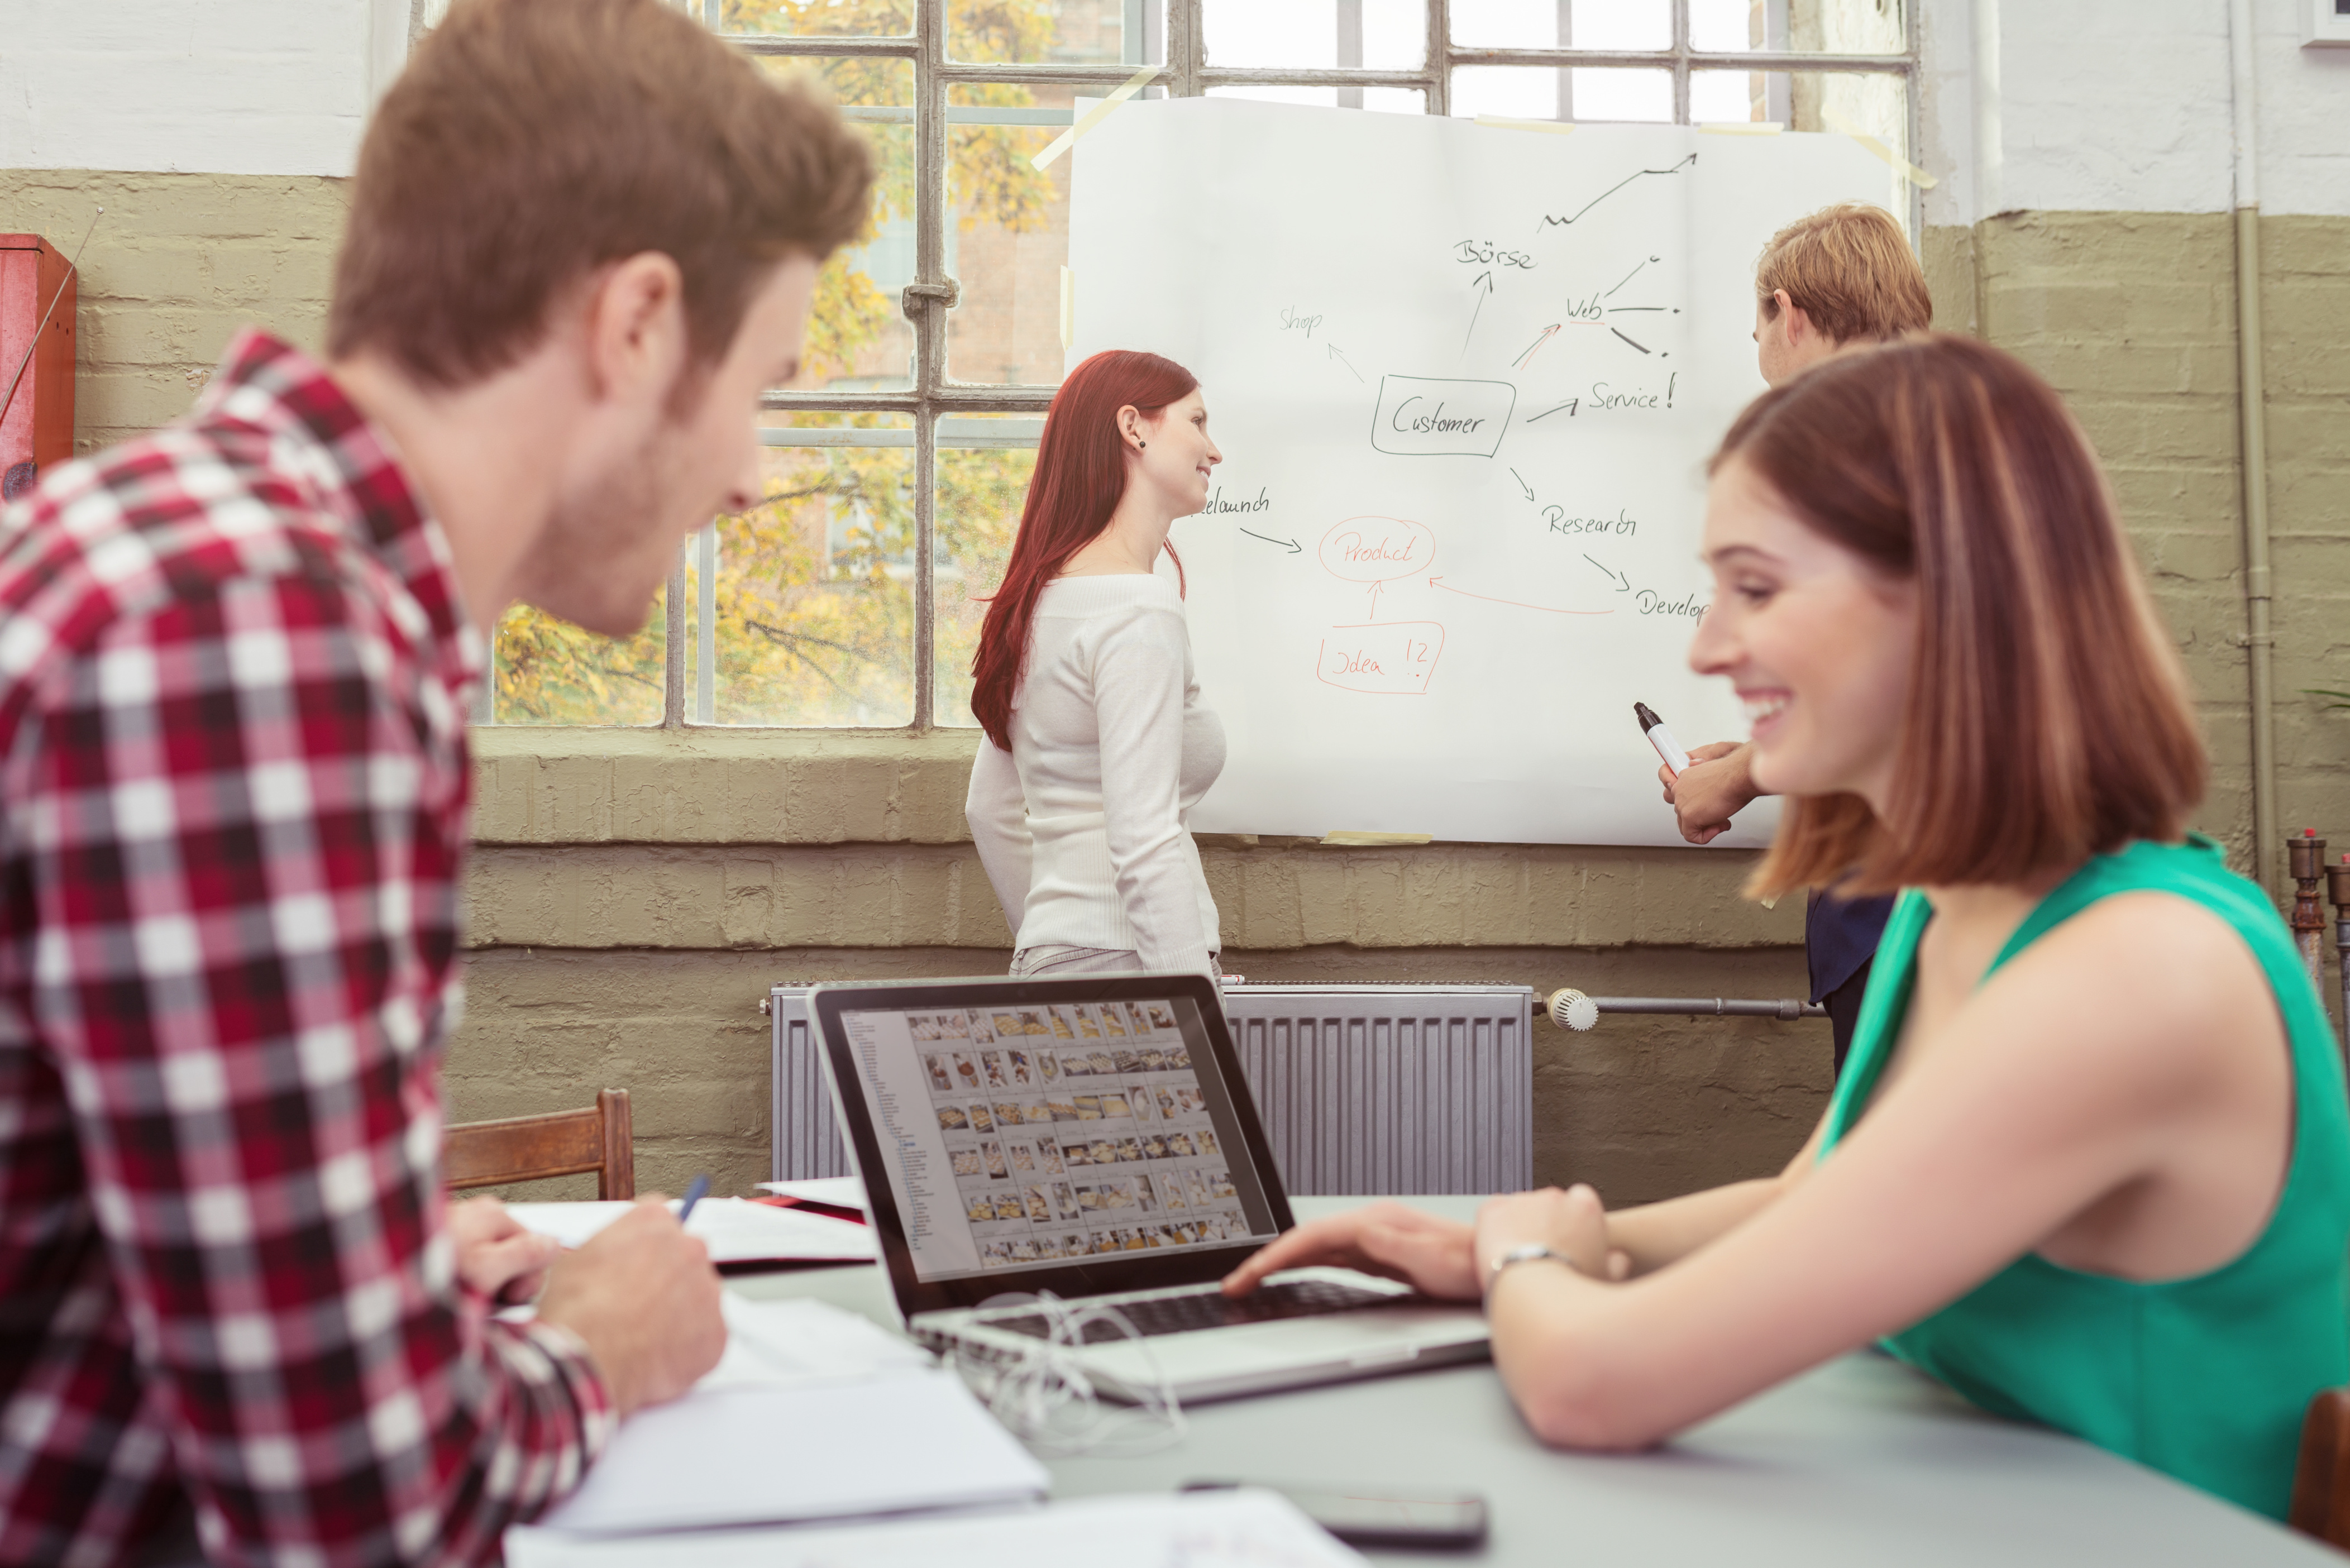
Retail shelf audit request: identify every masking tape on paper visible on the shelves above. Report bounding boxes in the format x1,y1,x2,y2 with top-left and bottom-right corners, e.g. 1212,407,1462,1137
1472,116,1577,137
1699,121,1783,135
1319,831,1434,847
1819,105,1937,190
1031,64,1163,171
1059,266,1073,351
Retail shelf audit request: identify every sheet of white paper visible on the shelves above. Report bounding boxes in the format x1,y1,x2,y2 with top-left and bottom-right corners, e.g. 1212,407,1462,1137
506,1198,878,1264
1069,101,1892,846
509,1488,1365,1568
532,1368,1047,1537
696,1295,932,1392
754,1177,868,1211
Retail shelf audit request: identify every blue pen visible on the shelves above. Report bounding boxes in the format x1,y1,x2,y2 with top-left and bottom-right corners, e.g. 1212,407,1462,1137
678,1173,711,1223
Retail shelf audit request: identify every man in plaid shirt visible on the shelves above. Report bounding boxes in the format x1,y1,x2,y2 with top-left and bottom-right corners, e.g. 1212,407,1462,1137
0,2,871,1562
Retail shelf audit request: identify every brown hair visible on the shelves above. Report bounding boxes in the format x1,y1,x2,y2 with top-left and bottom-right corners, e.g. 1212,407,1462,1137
328,0,873,390
1754,203,1932,345
1717,334,2205,900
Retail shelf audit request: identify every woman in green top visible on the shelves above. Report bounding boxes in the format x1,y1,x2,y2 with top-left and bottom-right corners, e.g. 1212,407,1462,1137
1224,333,2350,1520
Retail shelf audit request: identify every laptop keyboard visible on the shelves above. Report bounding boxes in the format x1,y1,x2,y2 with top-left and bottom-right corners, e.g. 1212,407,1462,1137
978,1279,1408,1345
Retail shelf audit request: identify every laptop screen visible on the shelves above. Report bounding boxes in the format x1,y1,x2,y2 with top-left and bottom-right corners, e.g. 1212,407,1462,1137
830,987,1284,1286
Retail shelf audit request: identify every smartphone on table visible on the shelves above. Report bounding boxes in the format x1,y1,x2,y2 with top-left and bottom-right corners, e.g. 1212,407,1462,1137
1181,1479,1488,1550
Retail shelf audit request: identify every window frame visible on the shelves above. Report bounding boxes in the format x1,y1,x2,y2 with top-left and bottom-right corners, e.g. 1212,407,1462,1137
598,0,1922,733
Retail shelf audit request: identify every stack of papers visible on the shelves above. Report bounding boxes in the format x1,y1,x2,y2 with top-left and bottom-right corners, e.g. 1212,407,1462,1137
532,1369,1046,1536
525,1297,1041,1539
509,1488,1368,1568
507,1196,878,1266
699,1294,931,1391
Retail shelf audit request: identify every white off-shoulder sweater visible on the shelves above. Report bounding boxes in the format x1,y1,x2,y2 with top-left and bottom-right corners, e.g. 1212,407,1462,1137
965,573,1225,976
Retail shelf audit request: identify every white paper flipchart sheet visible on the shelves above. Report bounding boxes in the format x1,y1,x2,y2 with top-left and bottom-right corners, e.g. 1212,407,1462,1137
1067,100,1890,846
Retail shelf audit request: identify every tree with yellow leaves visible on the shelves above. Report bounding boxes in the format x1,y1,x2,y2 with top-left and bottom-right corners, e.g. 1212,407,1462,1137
490,0,1063,726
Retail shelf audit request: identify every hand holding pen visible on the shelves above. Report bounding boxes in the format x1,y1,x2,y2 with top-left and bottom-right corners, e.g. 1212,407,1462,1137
1638,701,1760,846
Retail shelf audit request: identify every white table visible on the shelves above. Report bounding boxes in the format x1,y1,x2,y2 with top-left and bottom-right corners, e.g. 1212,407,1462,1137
733,1196,2339,1566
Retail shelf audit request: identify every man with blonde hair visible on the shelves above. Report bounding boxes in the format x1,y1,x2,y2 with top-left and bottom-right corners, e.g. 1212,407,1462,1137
1661,201,1932,1072
0,1,870,1562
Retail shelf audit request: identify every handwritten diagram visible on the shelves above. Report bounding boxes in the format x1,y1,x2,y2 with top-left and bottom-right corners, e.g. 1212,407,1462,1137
1313,517,1444,693
1070,102,1889,845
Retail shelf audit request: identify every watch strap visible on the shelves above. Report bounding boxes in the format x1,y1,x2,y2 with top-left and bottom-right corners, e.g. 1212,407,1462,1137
1486,1242,1576,1294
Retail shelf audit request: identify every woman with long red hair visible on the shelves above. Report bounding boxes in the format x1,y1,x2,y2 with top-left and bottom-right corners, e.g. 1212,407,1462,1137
966,350,1226,979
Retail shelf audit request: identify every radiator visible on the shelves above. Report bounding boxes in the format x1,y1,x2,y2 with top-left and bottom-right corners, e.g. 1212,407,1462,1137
767,982,1532,1196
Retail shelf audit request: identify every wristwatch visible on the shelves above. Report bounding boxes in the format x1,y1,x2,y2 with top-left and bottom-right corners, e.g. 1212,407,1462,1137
1485,1242,1578,1295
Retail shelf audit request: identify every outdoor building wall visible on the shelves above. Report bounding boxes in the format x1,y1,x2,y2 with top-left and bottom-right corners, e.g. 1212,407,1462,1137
3,0,2345,1207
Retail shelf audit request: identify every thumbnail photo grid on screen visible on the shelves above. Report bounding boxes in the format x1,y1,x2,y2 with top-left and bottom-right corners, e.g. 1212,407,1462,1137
913,1000,1250,1269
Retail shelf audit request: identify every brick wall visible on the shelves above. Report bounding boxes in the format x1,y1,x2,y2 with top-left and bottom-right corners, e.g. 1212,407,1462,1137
0,171,343,453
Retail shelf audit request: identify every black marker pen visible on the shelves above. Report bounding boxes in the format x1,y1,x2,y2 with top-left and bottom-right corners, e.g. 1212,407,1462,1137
1633,701,1691,776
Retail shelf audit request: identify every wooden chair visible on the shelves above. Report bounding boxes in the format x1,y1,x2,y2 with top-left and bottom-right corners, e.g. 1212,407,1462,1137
2291,1388,2350,1548
445,1088,635,1200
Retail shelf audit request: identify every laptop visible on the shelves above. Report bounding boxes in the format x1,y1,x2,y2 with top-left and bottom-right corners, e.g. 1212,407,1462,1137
808,972,1492,1405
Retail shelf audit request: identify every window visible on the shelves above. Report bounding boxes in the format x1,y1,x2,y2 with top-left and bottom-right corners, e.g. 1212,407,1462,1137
480,0,1916,730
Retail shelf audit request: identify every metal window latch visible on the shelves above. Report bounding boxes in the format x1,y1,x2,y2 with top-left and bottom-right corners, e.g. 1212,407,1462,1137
901,280,962,319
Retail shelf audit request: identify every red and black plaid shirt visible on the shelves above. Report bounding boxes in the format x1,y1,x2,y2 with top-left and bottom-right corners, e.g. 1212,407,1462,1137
0,331,613,1565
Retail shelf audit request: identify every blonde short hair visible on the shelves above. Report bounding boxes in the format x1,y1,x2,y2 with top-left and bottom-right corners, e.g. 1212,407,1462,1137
1755,203,1932,345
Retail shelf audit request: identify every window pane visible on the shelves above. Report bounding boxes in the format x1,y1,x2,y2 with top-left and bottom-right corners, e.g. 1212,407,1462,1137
933,414,1044,728
686,412,916,726
717,0,913,36
948,0,1157,64
1692,0,1908,52
1693,70,1913,209
1205,85,1426,114
1203,0,1426,70
944,85,1074,386
1449,66,1671,123
766,58,916,393
1689,0,1755,51
1449,0,1667,51
488,589,665,727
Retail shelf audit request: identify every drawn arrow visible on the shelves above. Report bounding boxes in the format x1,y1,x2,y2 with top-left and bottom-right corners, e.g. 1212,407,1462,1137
1583,553,1632,592
1462,271,1493,353
1327,344,1366,383
1508,467,1534,502
1605,256,1661,298
1511,324,1563,369
1241,527,1301,553
1535,155,1698,235
1366,581,1384,619
1429,575,1613,615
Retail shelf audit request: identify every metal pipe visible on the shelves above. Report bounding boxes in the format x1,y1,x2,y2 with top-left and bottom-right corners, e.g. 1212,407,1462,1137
2228,0,2277,898
1544,988,1822,1030
1587,996,1822,1019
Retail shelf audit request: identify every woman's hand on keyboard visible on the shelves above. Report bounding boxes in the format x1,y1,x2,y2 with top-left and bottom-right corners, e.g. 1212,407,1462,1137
1219,1202,1479,1302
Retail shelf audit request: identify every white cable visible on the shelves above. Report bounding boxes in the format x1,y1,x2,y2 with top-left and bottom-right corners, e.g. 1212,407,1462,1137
950,1292,1187,1456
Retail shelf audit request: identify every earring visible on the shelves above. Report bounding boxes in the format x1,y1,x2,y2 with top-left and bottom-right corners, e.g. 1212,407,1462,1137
1136,440,1147,450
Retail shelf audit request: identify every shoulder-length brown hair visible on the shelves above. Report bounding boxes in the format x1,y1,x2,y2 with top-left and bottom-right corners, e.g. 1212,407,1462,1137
1720,334,2205,900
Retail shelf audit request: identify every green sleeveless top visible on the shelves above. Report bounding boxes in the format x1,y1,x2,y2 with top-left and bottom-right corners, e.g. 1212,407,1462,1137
1821,836,2350,1519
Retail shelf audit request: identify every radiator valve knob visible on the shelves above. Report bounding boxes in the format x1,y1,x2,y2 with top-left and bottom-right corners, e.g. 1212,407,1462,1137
1546,988,1599,1032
